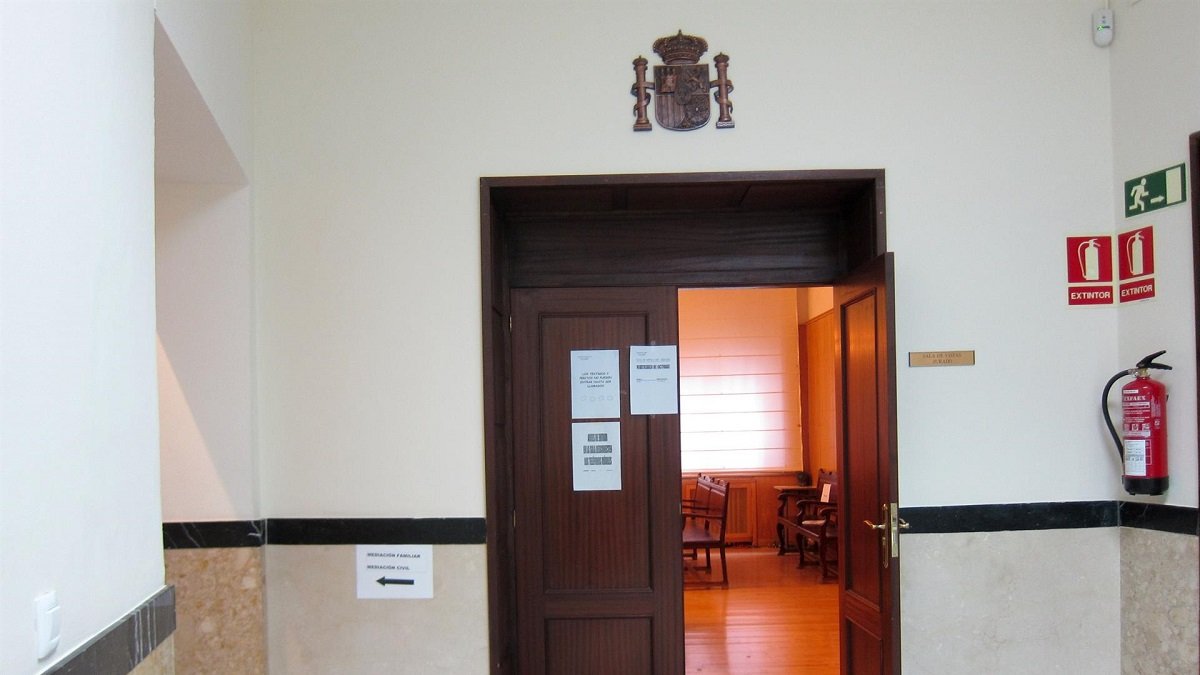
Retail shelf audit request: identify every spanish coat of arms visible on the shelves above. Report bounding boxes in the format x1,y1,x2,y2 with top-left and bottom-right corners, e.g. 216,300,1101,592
631,31,733,131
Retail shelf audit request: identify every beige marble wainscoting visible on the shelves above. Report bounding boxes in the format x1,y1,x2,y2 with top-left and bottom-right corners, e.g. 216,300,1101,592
900,528,1121,674
165,547,266,674
1121,527,1199,674
265,544,489,674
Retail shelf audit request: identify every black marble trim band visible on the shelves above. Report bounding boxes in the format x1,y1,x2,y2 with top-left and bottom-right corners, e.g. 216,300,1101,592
899,500,1199,536
164,518,488,548
163,520,265,549
268,518,487,545
46,585,174,675
1119,501,1200,536
898,500,1118,534
164,504,1197,548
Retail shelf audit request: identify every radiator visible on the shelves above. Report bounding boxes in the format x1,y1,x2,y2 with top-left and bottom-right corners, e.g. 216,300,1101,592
725,484,752,543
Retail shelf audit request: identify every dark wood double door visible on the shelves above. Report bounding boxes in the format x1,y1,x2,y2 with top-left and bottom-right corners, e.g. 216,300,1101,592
483,172,900,674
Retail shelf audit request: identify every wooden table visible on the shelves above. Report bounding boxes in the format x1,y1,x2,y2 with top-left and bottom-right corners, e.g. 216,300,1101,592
774,485,819,554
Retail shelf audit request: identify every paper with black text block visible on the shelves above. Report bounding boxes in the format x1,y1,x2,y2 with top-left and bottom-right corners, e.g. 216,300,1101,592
572,421,622,491
570,349,620,420
356,545,433,599
630,345,679,415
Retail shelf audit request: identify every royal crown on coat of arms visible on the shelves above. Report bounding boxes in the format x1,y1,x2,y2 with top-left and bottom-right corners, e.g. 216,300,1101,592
631,31,734,132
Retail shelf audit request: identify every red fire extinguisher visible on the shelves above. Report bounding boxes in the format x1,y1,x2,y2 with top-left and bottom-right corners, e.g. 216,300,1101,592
1102,351,1172,495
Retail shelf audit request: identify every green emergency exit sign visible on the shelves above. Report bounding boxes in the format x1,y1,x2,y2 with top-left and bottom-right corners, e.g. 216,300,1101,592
1125,164,1187,217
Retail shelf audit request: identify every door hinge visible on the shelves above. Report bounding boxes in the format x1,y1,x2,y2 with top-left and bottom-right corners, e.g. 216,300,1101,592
508,316,513,332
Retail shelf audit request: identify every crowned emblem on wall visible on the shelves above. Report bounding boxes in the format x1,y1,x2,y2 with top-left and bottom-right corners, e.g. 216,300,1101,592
631,31,733,132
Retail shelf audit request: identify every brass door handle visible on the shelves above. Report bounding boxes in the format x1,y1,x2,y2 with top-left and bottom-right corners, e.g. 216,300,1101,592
866,504,892,567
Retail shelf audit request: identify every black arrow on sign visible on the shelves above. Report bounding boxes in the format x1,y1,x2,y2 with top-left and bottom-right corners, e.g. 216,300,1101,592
376,576,415,586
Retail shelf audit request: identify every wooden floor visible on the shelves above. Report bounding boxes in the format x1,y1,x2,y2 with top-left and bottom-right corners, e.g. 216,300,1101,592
684,547,839,675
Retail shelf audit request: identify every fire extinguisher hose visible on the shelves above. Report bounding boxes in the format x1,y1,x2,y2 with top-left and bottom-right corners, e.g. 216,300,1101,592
1101,368,1136,461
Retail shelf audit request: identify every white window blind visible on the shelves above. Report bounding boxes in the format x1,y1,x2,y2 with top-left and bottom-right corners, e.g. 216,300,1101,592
678,288,802,471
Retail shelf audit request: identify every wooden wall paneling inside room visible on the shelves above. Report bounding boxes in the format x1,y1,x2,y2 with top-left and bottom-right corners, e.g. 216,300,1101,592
797,320,812,473
805,311,837,474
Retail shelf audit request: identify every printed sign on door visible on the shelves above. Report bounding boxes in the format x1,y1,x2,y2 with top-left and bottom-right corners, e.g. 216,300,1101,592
1066,235,1114,306
1117,225,1155,303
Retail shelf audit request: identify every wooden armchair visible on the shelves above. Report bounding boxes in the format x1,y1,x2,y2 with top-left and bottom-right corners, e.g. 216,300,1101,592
681,474,713,560
681,475,730,588
788,470,839,581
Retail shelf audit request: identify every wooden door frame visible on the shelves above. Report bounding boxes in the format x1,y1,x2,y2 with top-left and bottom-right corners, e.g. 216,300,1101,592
481,170,891,674
1191,133,1199,620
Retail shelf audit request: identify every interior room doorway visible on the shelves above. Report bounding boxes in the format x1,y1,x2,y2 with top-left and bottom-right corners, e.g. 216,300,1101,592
481,170,900,675
678,285,841,674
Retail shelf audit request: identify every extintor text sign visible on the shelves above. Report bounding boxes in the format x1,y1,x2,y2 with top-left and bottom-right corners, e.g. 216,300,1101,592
1068,285,1115,306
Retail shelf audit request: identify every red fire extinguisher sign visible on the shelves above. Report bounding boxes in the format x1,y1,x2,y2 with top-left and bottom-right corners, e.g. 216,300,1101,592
1066,235,1113,284
1117,225,1156,303
1066,235,1114,306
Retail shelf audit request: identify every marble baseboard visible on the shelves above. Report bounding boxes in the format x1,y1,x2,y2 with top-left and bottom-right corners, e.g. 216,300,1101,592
129,635,174,675
45,586,175,675
1121,528,1199,674
165,547,266,675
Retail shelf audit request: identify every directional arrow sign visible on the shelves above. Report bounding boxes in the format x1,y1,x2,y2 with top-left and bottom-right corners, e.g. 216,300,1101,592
376,576,415,586
356,545,433,599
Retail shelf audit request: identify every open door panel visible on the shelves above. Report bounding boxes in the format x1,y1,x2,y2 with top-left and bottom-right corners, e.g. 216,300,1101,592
835,253,900,675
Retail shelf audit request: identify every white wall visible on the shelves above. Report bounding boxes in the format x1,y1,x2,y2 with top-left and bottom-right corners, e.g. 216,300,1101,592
1110,0,1200,508
254,0,1119,516
0,1,163,672
154,6,257,522
157,184,256,521
245,2,1200,670
154,0,253,176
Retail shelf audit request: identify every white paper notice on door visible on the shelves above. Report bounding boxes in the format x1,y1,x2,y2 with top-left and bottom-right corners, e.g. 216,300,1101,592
572,421,622,491
629,345,679,415
571,349,620,420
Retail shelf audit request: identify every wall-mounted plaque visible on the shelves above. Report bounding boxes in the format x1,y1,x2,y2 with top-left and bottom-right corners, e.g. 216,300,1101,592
908,351,976,367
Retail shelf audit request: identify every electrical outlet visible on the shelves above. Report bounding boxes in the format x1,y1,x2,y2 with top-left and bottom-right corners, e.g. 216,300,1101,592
34,591,60,660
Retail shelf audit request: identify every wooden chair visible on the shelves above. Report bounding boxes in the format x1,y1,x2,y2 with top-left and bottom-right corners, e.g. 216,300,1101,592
789,470,839,581
681,475,730,588
681,474,713,560
682,473,715,519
